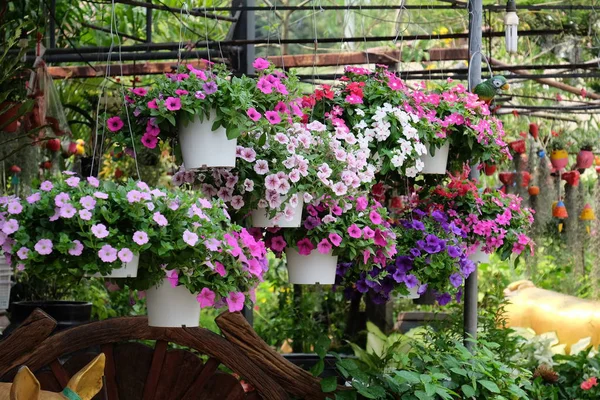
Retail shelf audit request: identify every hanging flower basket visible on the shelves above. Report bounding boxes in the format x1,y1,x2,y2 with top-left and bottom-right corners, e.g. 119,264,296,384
419,142,449,174
178,112,237,169
100,254,139,278
285,248,338,285
576,149,594,169
146,278,201,327
251,195,304,228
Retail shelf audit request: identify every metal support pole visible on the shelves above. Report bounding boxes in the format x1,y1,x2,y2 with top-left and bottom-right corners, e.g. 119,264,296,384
464,0,483,352
146,0,153,43
48,0,56,48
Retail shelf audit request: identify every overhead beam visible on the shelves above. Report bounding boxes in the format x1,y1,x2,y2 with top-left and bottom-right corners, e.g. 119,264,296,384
47,60,210,79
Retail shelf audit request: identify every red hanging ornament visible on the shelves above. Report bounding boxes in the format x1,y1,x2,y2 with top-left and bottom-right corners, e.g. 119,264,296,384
509,139,526,154
529,123,539,140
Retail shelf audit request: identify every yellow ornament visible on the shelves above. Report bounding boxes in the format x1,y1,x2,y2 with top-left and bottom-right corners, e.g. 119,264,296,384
580,203,596,234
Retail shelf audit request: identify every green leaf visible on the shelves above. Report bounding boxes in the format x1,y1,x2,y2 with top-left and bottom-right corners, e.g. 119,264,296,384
461,384,475,398
310,360,325,377
320,376,337,393
424,382,436,396
258,132,267,146
479,380,500,393
414,390,433,400
396,370,420,384
315,335,331,358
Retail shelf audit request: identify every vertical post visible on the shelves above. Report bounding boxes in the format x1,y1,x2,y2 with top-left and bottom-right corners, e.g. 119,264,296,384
146,1,152,43
464,0,483,351
48,0,56,49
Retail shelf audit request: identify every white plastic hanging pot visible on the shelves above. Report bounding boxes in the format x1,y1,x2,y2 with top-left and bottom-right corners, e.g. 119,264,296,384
178,111,237,169
146,278,200,327
419,142,450,174
285,248,338,285
251,195,304,228
468,246,491,264
103,254,139,278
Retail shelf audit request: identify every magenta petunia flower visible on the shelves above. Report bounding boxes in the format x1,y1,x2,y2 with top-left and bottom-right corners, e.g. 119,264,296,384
246,107,261,122
69,240,84,256
165,97,181,111
256,77,273,94
98,244,118,263
132,87,148,96
141,133,158,149
329,233,342,247
226,291,245,312
118,248,134,263
175,89,189,96
133,231,149,245
197,287,215,308
347,224,362,239
215,261,227,277
183,229,199,246
296,238,314,256
194,91,206,99
264,111,281,125
166,269,179,287
317,239,332,254
107,116,124,132
147,99,158,109
369,210,382,225
363,226,375,239
34,239,53,255
356,196,368,211
270,236,287,252
252,58,270,70
91,223,109,239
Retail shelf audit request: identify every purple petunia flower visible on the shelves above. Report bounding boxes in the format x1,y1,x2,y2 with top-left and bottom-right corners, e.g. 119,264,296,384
303,216,321,230
459,257,476,277
437,293,452,306
449,273,463,288
395,256,413,272
203,81,218,95
404,274,419,288
355,279,369,293
447,245,461,258
431,210,447,223
411,220,425,231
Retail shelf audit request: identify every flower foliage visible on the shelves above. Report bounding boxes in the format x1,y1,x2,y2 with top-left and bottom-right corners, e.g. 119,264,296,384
0,174,266,312
108,59,300,155
306,66,511,181
182,121,375,221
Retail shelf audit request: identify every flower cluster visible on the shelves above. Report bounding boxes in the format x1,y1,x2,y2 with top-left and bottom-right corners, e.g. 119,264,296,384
181,121,375,221
107,59,300,155
0,175,267,312
337,207,472,305
426,169,534,260
305,66,510,183
262,196,397,268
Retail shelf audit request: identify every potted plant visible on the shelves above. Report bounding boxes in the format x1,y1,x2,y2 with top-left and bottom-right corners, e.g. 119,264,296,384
126,191,267,327
549,138,569,170
182,121,375,228
263,196,397,285
426,170,534,263
108,59,300,169
576,140,594,169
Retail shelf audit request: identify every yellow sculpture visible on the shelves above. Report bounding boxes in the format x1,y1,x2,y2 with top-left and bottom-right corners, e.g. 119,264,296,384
0,354,105,400
504,281,600,352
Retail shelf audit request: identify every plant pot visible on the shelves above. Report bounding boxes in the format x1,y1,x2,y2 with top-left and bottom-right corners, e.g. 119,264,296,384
285,248,338,285
3,301,92,336
550,149,569,170
0,102,21,132
251,196,304,228
468,247,490,264
145,279,200,327
394,312,450,334
413,288,436,305
577,150,594,169
178,111,237,169
104,255,140,278
419,142,449,174
0,256,12,310
483,163,496,176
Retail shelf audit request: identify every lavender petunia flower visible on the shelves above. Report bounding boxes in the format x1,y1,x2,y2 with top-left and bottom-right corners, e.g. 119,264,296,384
449,273,463,288
404,274,419,288
203,81,218,94
437,293,452,306
447,245,461,258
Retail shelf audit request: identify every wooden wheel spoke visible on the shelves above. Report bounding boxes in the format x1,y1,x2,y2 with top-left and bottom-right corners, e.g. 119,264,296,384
49,359,69,387
141,340,168,400
101,343,119,400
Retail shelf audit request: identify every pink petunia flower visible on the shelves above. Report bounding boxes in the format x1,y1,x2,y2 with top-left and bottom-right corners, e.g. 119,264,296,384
69,240,84,256
356,196,368,211
347,224,362,239
317,239,332,254
40,181,53,191
141,133,158,149
256,77,273,94
132,87,148,96
369,210,382,225
60,204,76,219
91,223,109,238
147,99,158,109
226,291,245,312
16,247,29,260
264,111,281,124
197,287,216,308
175,89,189,96
270,236,287,252
93,192,109,199
329,233,342,247
80,196,96,210
118,248,134,263
246,108,261,122
7,202,22,215
34,239,53,255
2,219,18,234
183,229,199,246
165,97,181,111
87,177,100,187
296,238,314,256
252,58,270,70
26,193,41,204
98,245,117,263
107,116,124,132
153,212,168,226
79,209,92,220
133,231,149,245
166,269,179,287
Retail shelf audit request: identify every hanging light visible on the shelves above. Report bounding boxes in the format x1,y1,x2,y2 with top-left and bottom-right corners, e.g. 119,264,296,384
504,0,519,54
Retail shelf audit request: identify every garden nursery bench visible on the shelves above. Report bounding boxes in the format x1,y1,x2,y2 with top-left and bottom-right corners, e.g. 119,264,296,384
0,309,333,400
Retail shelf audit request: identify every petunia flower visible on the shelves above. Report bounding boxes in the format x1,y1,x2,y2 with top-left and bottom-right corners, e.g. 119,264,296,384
197,288,216,308
165,97,181,111
34,239,53,255
107,116,124,132
133,231,149,245
226,291,245,312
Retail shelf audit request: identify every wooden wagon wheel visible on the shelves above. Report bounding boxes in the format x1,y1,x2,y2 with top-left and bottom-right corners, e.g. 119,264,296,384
0,310,290,400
